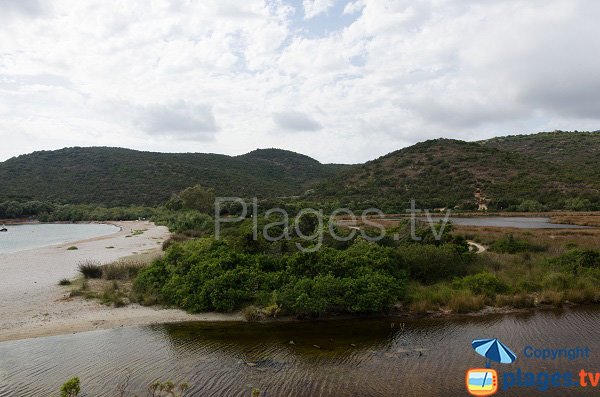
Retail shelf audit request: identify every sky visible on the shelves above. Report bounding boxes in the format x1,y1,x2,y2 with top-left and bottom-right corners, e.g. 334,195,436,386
1,0,599,164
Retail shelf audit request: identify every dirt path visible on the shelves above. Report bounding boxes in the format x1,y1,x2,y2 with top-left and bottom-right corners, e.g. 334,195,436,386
467,240,487,254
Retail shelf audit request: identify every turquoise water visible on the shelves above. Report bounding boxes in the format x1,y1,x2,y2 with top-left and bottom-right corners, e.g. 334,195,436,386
0,223,120,254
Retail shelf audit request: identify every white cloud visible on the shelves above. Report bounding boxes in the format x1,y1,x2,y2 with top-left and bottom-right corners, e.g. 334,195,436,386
1,0,599,164
343,0,364,15
273,111,322,131
302,0,337,19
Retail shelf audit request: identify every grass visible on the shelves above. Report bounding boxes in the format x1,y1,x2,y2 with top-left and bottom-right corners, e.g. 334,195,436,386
78,260,102,279
58,278,72,286
403,222,600,314
103,260,146,280
100,281,127,308
66,246,78,251
67,254,158,308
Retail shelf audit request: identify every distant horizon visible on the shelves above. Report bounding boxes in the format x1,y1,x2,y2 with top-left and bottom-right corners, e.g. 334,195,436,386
2,129,598,165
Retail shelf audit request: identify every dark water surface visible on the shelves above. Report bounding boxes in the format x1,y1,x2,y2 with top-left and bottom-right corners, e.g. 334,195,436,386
0,308,599,396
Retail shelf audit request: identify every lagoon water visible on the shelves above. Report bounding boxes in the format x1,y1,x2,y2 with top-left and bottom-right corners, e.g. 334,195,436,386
0,223,120,254
417,216,591,229
0,307,598,396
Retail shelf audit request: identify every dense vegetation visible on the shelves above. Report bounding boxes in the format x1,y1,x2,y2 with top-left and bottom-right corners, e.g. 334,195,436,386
0,147,347,206
312,131,600,211
2,131,599,211
131,214,476,317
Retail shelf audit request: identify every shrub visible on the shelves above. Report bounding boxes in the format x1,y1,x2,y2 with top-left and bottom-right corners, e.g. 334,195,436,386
542,272,574,290
457,273,508,297
78,260,102,279
60,377,80,397
398,243,474,284
242,305,264,322
551,249,600,272
490,234,545,254
135,238,408,317
58,278,72,286
66,246,78,251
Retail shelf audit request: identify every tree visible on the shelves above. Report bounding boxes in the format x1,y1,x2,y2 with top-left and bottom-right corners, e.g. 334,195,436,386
178,185,215,213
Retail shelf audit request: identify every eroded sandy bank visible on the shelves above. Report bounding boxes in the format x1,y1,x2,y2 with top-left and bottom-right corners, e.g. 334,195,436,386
0,221,241,343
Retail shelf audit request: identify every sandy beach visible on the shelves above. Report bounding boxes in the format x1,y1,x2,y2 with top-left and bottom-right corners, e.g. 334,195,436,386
0,221,241,343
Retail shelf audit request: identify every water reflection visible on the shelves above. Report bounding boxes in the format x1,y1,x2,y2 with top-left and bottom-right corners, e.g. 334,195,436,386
0,308,598,396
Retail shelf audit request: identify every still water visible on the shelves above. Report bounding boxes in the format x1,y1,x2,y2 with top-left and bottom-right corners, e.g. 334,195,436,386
419,216,591,229
0,224,120,254
0,308,598,396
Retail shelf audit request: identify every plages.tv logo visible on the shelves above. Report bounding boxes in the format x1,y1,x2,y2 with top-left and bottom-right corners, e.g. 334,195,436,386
466,338,517,396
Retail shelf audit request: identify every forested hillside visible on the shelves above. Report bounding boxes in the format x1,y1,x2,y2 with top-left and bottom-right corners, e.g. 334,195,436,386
0,147,347,206
1,131,599,211
311,132,600,211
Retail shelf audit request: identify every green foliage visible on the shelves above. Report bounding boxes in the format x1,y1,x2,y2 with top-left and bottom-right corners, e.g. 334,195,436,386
455,273,508,297
550,249,600,273
60,377,80,397
490,234,545,254
153,209,213,234
397,243,474,284
134,238,407,317
312,132,600,211
178,185,215,213
0,147,347,206
2,132,600,211
515,200,546,212
564,198,593,211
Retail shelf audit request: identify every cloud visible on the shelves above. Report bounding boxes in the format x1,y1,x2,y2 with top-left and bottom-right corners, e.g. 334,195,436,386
1,0,600,164
302,0,337,19
273,111,322,132
343,1,364,15
137,102,218,140
0,0,45,16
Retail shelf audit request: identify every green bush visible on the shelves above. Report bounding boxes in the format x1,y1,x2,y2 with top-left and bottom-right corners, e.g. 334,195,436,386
60,377,80,397
490,234,545,254
456,273,508,297
398,243,474,284
134,238,407,316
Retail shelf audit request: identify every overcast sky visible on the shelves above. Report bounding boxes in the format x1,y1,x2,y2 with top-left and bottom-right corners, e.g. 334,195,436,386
1,0,599,164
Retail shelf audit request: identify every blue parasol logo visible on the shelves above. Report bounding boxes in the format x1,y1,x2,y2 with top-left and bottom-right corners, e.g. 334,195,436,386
472,338,517,368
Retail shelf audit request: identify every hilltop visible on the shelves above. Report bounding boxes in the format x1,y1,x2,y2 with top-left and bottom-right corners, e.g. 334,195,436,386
0,147,347,206
311,131,600,211
1,131,599,211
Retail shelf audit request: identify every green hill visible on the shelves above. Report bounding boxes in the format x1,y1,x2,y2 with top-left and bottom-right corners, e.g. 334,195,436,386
311,132,600,211
2,131,599,211
0,147,346,206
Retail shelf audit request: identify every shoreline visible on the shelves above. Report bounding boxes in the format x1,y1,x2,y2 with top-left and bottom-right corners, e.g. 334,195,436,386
0,220,242,343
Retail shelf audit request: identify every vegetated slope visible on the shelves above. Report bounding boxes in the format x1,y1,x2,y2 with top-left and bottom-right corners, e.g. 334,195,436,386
480,131,600,170
0,147,347,206
312,133,600,211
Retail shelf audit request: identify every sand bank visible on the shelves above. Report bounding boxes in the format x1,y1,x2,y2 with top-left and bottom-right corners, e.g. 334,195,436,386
0,221,241,343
